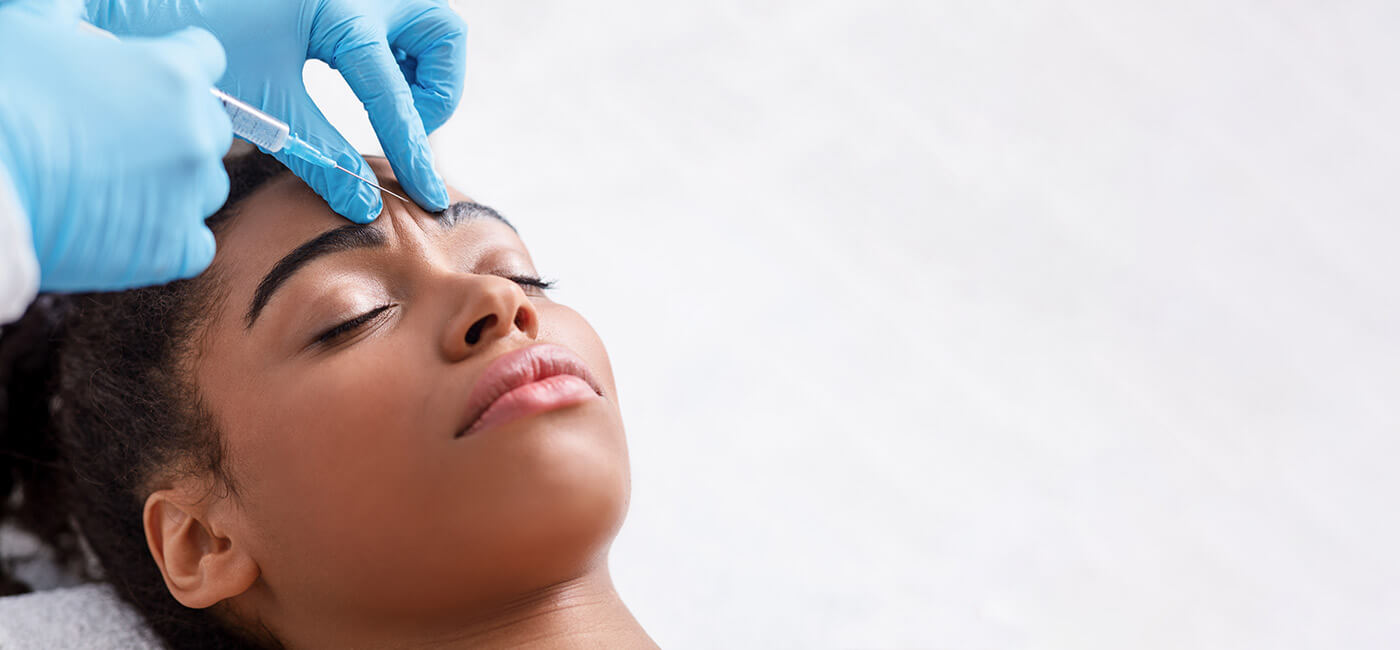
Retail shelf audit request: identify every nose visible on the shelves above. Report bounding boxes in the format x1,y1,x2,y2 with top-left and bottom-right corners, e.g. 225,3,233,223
442,275,540,362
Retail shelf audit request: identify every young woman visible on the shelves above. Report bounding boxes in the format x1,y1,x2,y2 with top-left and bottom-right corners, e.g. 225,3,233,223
0,150,658,649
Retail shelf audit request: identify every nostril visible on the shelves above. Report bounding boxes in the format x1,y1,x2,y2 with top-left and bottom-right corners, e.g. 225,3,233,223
464,314,497,345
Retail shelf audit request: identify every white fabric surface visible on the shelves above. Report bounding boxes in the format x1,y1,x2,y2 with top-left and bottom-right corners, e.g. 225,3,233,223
0,160,38,325
0,584,159,650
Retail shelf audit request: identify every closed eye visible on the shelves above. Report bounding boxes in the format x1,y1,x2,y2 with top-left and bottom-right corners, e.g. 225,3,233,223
312,276,550,345
316,303,396,344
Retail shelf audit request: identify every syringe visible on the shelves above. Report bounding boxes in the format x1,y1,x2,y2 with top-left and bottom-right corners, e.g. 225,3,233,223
77,21,407,203
208,89,409,202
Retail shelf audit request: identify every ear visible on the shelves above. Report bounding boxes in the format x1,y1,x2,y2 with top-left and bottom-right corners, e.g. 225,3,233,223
143,487,259,609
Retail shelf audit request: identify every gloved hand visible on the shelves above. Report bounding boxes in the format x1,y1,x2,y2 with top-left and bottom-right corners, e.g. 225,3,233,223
86,0,467,223
0,0,233,292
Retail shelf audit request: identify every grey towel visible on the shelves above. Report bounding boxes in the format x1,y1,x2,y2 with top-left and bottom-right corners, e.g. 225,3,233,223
0,584,161,649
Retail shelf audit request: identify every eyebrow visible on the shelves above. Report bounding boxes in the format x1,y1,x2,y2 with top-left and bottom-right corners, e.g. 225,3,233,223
244,200,514,328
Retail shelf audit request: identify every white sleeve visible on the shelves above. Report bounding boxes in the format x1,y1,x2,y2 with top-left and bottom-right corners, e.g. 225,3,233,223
0,160,39,325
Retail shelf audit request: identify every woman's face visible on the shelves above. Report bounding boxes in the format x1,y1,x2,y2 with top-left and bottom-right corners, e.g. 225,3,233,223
188,158,629,637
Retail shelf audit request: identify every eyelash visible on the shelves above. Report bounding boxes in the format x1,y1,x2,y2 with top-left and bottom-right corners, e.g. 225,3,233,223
315,275,556,344
508,274,556,294
316,303,396,344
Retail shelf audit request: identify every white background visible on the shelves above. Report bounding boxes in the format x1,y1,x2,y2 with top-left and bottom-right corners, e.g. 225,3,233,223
311,2,1400,648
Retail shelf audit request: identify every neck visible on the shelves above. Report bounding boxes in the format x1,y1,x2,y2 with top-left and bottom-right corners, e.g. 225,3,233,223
246,561,658,649
429,568,658,650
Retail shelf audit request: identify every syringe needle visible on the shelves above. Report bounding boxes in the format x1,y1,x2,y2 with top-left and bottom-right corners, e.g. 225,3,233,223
333,164,411,203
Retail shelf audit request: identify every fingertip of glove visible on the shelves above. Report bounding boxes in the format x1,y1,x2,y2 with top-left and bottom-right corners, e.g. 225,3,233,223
420,172,450,212
164,26,228,81
178,226,217,279
168,25,222,49
331,185,382,224
431,186,450,213
349,194,384,224
332,152,384,223
406,140,450,212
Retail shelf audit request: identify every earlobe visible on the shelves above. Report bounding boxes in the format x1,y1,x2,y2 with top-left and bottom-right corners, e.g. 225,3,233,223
144,488,259,609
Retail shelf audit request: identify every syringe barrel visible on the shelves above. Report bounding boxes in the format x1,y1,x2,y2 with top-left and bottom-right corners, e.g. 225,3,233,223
210,88,289,153
82,21,299,158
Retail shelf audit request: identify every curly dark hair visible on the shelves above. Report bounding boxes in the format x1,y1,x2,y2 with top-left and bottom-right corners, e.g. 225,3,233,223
0,150,291,649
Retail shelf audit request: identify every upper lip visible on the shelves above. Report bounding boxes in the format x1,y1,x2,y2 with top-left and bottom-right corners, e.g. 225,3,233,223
455,343,603,438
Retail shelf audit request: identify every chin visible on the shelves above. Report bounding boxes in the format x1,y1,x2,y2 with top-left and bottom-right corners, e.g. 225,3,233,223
508,410,632,555
447,408,631,586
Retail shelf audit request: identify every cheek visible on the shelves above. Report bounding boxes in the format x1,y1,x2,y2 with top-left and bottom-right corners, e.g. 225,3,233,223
219,339,448,564
535,301,619,399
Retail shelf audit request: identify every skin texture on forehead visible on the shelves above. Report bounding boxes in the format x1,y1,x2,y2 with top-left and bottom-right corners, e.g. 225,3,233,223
144,158,649,648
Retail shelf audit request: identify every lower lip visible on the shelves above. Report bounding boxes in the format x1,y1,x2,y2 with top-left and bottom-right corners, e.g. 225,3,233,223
460,374,598,438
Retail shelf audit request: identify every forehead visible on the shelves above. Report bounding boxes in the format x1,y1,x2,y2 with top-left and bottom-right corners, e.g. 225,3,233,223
213,158,472,276
205,158,481,323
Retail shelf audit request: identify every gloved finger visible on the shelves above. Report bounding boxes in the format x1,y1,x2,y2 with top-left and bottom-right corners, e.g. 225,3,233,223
150,157,224,283
203,91,236,163
174,223,217,280
135,26,228,86
386,2,467,133
274,93,383,223
194,151,231,219
7,0,85,21
332,39,450,212
125,27,234,165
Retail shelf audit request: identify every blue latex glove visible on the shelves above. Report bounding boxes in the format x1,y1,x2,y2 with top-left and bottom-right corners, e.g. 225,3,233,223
86,0,467,223
0,0,233,292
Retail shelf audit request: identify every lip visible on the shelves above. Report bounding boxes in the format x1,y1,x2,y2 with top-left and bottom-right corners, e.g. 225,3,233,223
455,343,604,439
